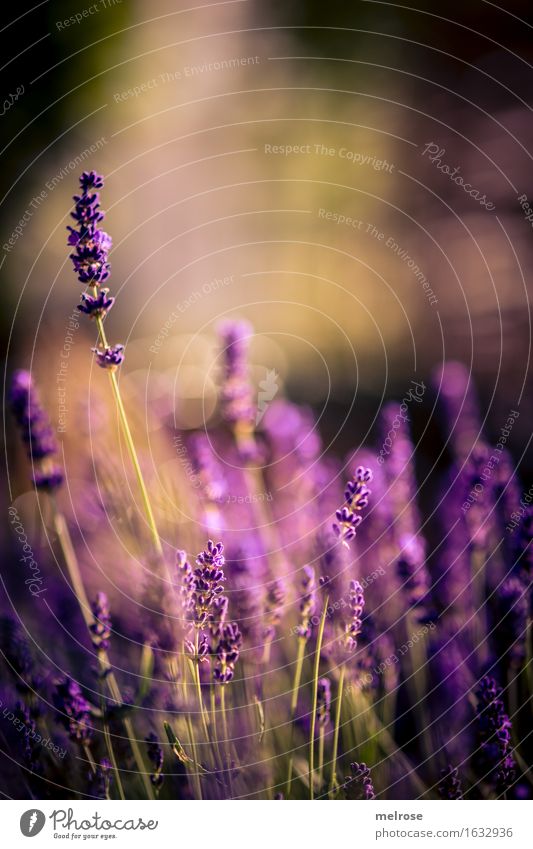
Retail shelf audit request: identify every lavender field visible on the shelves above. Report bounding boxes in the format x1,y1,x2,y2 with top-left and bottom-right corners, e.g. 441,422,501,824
0,170,531,802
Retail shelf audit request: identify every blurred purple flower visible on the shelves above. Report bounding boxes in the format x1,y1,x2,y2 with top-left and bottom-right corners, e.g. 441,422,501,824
9,370,63,490
14,702,43,774
295,565,317,640
491,576,528,670
438,764,462,799
340,580,365,654
396,533,431,613
88,757,112,799
218,319,254,426
146,732,164,790
188,433,227,503
316,677,331,727
89,592,112,652
214,621,242,683
475,676,516,795
344,762,376,799
54,678,93,743
176,549,195,621
333,466,373,547
263,579,286,642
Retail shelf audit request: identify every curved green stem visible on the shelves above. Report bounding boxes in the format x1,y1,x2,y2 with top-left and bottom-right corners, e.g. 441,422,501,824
93,306,163,559
309,596,329,800
103,716,125,800
220,685,234,798
285,636,306,797
318,726,325,788
329,663,345,797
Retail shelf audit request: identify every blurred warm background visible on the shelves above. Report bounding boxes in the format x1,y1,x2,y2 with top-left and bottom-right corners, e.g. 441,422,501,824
2,0,533,483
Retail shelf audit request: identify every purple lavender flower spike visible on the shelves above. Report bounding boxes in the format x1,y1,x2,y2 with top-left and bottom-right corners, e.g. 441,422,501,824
491,577,528,670
461,443,496,549
432,361,481,462
344,762,376,799
396,533,431,612
54,678,93,743
209,594,229,640
68,171,111,285
78,288,115,318
188,433,227,503
379,403,422,540
214,621,242,683
295,565,317,639
33,466,64,490
333,466,373,547
217,319,255,427
14,702,43,774
316,677,331,727
263,579,286,642
191,540,226,628
176,550,195,621
196,538,225,569
9,370,63,490
92,344,125,371
438,764,462,799
475,676,516,795
88,758,113,799
184,631,210,663
340,579,365,654
10,371,56,459
89,592,112,652
146,732,164,790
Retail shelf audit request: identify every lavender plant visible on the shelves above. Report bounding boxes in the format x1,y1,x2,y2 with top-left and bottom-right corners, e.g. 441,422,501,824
2,173,531,802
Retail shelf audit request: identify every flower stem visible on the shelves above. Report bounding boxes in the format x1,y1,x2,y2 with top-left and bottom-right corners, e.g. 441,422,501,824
210,685,222,768
309,596,329,800
83,743,97,773
318,726,325,789
329,663,345,797
93,308,163,558
191,632,211,749
102,715,125,800
185,713,203,800
220,684,234,798
51,499,155,799
285,635,306,797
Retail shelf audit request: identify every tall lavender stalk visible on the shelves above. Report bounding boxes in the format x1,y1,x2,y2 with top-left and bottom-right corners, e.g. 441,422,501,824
9,374,155,798
285,565,317,797
179,541,230,783
329,579,365,797
218,318,255,456
9,370,63,491
68,171,163,558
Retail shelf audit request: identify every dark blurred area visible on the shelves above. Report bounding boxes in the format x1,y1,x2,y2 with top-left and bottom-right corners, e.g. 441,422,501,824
1,0,532,483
